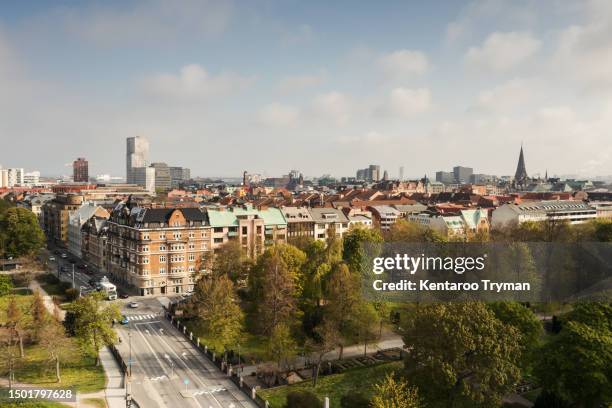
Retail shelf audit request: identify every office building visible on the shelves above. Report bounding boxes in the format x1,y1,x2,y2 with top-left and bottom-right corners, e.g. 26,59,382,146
453,166,473,184
435,171,454,184
132,167,156,193
73,158,89,183
126,136,149,184
150,162,171,192
169,166,191,188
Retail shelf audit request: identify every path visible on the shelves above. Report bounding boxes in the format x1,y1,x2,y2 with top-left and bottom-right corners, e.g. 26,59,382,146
28,278,66,320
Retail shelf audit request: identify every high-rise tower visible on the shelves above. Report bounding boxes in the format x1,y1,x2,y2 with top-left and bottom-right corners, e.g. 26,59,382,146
126,136,149,183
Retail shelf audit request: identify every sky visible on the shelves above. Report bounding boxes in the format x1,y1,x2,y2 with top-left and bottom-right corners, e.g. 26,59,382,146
1,0,612,179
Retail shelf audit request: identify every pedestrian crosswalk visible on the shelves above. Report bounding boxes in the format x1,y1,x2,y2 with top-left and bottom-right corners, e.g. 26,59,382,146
125,313,157,321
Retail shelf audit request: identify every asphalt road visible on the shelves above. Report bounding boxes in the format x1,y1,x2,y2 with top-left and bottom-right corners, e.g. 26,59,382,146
115,298,256,408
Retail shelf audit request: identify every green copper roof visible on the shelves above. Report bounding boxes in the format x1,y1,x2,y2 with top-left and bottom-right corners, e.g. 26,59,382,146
207,205,287,227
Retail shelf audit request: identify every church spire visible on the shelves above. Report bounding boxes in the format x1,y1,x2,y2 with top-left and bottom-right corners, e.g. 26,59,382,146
514,145,528,188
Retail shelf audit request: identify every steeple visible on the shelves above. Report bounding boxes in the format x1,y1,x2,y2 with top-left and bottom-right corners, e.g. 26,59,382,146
514,144,528,188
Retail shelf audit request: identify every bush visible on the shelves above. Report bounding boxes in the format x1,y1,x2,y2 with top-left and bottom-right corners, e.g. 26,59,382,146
284,390,322,408
11,271,34,287
0,274,13,296
65,287,80,301
533,390,570,408
341,392,370,408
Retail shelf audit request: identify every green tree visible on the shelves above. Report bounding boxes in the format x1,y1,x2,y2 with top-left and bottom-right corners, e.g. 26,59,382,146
342,226,383,276
249,244,306,334
488,302,542,365
354,302,380,357
402,302,522,407
66,292,120,366
386,219,447,243
208,240,253,283
0,274,13,296
266,322,297,371
535,303,612,407
371,373,421,408
188,275,243,351
0,207,45,258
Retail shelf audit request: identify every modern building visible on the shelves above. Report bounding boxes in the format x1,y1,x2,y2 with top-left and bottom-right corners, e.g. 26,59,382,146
356,165,382,182
0,167,24,187
491,200,597,228
207,204,287,257
73,158,89,183
126,136,149,184
42,194,85,245
169,166,191,188
453,166,473,184
67,203,109,257
132,167,156,193
150,162,171,192
105,204,211,296
23,171,41,186
435,171,454,184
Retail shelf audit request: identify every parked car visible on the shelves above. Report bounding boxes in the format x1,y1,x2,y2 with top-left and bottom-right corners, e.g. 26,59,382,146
60,253,68,259
128,301,139,308
119,293,130,299
120,315,129,325
48,256,56,262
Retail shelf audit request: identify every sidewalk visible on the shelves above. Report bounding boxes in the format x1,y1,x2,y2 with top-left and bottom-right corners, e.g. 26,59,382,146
98,346,128,408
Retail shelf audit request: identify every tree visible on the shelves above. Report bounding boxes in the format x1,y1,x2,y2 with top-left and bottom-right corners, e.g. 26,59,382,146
353,302,380,357
0,207,45,258
249,244,306,334
188,275,243,352
534,303,612,407
208,240,253,283
66,292,120,366
0,275,13,296
266,323,297,371
385,219,447,243
31,290,47,342
342,226,383,276
402,302,522,407
6,296,25,357
371,373,421,408
39,313,70,382
284,390,322,408
308,318,340,387
488,302,542,365
324,262,361,359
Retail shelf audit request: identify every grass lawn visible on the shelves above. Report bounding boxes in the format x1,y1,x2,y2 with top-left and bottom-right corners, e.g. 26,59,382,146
82,397,107,408
258,361,402,408
0,342,106,393
0,294,35,324
0,388,70,407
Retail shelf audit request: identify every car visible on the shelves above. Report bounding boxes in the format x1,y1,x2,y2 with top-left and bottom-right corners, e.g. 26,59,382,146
88,278,98,286
128,301,139,308
119,293,130,299
120,315,129,325
48,256,56,262
60,253,68,259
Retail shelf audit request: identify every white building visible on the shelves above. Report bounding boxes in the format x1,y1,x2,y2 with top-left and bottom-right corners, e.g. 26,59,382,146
23,171,40,186
369,205,401,231
131,167,156,193
408,213,466,238
491,200,597,228
308,208,350,240
67,202,110,257
0,167,24,187
126,136,149,184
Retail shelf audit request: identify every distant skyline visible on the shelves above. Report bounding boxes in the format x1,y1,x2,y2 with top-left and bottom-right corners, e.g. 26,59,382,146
1,1,612,178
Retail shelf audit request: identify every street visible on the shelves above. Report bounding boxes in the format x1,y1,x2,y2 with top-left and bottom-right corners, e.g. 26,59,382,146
115,297,256,408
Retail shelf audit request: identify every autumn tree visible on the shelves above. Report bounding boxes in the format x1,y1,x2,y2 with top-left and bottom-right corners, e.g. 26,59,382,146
342,226,383,276
308,318,340,387
39,313,70,382
6,296,25,357
208,240,253,284
371,373,421,408
31,290,47,342
66,292,121,366
188,275,243,351
402,302,522,407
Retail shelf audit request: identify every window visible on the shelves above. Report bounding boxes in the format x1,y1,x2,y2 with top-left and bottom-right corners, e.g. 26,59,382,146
188,254,195,261
242,226,248,234
142,257,149,264
159,255,166,262
201,242,207,249
189,232,195,238
142,245,149,252
159,244,166,251
160,232,166,239
189,243,195,249
214,238,223,243
159,267,166,275
142,233,150,240
213,227,223,233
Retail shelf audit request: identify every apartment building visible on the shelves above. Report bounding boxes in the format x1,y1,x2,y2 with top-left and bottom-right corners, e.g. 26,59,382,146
81,216,110,272
42,194,85,245
308,207,349,240
207,204,287,257
368,205,401,231
106,204,211,296
67,203,109,257
282,206,315,240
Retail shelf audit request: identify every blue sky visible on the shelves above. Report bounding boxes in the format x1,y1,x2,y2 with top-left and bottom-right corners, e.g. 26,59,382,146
1,0,611,179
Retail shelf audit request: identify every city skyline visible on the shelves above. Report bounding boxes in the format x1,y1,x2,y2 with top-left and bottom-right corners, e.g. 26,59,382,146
1,1,612,178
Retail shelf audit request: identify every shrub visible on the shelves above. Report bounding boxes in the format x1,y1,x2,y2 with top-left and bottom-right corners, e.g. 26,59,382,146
65,287,80,301
284,390,322,408
11,271,34,287
0,274,13,296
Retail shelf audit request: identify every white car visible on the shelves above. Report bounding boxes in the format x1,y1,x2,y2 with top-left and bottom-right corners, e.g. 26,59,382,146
48,256,56,262
128,302,139,308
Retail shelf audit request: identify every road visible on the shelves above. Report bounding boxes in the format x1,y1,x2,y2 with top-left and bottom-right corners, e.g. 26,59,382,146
115,297,256,408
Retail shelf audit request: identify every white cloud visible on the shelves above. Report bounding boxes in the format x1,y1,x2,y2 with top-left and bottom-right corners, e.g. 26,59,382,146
312,91,351,125
141,64,251,101
64,0,233,46
475,78,536,112
379,49,429,79
258,103,300,127
465,31,541,72
388,88,432,117
278,74,324,93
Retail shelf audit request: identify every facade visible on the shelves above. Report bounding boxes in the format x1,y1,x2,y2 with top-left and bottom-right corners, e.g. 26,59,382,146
67,203,109,257
343,208,373,229
0,167,24,187
282,206,315,240
150,162,171,191
453,166,473,184
356,164,381,182
73,158,89,183
407,213,466,239
132,167,156,193
491,200,597,228
207,204,287,257
170,166,191,188
23,171,41,186
459,209,490,238
368,205,401,231
42,194,85,245
308,207,350,240
126,136,149,184
81,216,110,272
435,171,454,184
106,205,211,296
